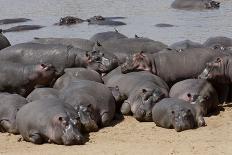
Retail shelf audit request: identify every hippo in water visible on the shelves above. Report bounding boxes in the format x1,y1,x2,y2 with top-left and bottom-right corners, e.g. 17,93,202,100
16,98,84,145
90,30,128,43
0,30,11,50
2,25,44,33
152,98,206,132
56,16,85,25
0,93,27,134
171,0,220,10
203,36,232,50
169,40,204,52
0,18,31,25
87,15,126,26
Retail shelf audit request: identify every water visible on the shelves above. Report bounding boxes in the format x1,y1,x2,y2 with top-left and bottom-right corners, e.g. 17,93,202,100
0,0,231,45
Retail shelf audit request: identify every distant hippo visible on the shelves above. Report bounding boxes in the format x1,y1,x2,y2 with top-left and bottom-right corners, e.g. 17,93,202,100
121,48,225,85
169,79,219,115
203,36,232,50
0,62,57,97
155,23,174,27
171,0,220,10
0,18,31,25
56,16,85,25
0,93,27,134
152,98,206,132
53,68,103,90
26,88,59,102
60,80,116,129
90,30,128,43
32,37,95,51
2,25,44,33
169,40,204,52
103,69,169,121
0,30,11,50
16,98,84,145
87,15,126,26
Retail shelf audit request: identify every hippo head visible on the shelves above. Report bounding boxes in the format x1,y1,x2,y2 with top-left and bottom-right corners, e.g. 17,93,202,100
94,15,105,21
191,95,209,116
86,50,119,74
49,112,84,145
59,16,83,25
198,57,230,83
121,51,155,74
134,88,165,122
170,106,195,132
205,0,220,9
75,104,98,133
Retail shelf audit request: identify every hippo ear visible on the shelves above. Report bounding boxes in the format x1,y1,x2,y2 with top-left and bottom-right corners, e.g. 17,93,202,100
216,57,222,63
142,89,147,94
96,41,102,47
187,109,192,114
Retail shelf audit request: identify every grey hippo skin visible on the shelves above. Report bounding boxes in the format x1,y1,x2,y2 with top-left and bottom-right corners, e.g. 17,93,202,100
121,48,226,85
169,79,219,116
26,88,59,102
2,25,44,33
0,18,31,25
0,30,11,50
155,23,174,27
56,16,85,25
54,68,103,90
0,43,89,74
32,37,95,51
103,68,169,121
90,30,128,43
59,80,116,130
171,0,220,10
0,62,57,97
93,38,167,64
203,36,232,50
16,98,84,145
0,93,27,134
152,98,206,132
169,40,204,52
87,15,126,26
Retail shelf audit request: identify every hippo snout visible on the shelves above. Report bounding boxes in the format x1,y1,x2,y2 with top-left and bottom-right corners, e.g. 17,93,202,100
174,125,182,132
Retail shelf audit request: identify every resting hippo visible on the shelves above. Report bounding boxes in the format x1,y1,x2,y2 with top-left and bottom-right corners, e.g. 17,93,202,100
203,36,232,50
169,79,219,115
56,16,85,25
93,38,167,63
0,30,11,50
169,40,204,52
32,37,95,51
121,48,225,85
0,93,27,134
16,98,84,145
0,43,89,74
60,80,116,129
90,30,128,43
26,88,59,102
2,25,44,33
103,69,169,121
152,98,206,132
0,62,57,97
155,23,174,27
171,0,220,10
87,15,126,26
54,68,103,90
0,18,31,25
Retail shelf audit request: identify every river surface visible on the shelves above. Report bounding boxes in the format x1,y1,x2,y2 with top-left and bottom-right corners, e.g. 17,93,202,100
0,0,231,45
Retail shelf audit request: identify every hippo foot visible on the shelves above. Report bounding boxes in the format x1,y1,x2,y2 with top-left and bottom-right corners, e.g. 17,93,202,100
120,101,132,115
29,133,44,144
101,113,111,127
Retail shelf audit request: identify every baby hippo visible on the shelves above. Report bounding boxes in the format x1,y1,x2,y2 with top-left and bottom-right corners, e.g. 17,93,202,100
0,93,27,134
152,98,206,132
16,98,84,145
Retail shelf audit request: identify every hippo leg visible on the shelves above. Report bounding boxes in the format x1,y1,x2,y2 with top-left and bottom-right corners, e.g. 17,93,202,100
197,116,206,127
120,101,132,115
101,113,111,127
29,132,44,144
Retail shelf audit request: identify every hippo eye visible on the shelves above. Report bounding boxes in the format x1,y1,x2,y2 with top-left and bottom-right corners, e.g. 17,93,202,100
171,111,175,114
58,117,63,121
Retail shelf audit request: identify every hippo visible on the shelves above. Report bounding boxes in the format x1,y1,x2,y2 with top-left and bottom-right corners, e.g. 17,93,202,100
93,38,167,63
155,23,175,27
89,30,128,43
121,48,226,85
59,80,116,129
87,15,126,26
2,25,44,33
0,62,57,97
169,79,219,115
32,37,95,51
16,98,84,145
169,40,204,52
203,36,232,50
171,0,220,10
152,98,206,132
0,93,27,134
56,16,85,25
0,18,31,25
103,68,169,121
0,30,11,50
53,68,103,90
26,88,60,102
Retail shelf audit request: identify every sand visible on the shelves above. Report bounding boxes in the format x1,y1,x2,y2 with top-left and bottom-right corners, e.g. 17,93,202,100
0,105,231,155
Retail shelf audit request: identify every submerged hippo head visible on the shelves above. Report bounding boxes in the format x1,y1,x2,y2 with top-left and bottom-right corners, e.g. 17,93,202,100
121,52,155,74
59,16,84,25
49,112,84,145
134,88,165,122
198,57,230,83
205,0,220,9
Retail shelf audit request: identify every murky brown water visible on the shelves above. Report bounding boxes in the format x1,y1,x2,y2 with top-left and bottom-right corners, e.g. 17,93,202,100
0,0,231,45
